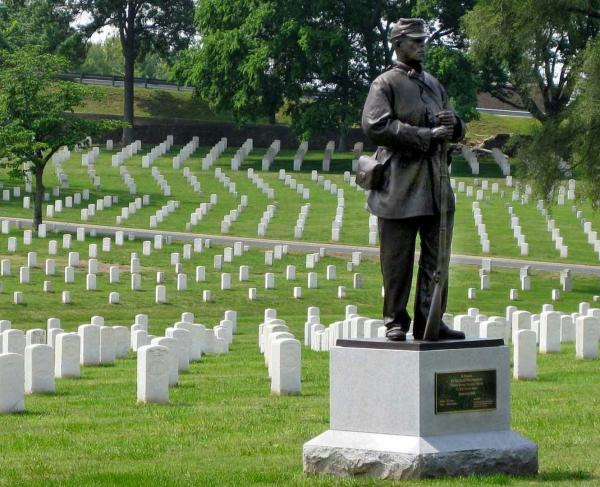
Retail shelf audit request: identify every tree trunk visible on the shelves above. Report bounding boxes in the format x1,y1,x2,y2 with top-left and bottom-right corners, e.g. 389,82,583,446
122,5,136,145
33,163,45,231
338,123,348,152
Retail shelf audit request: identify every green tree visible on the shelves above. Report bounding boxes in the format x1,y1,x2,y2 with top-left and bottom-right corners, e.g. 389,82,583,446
415,0,476,47
80,34,171,79
415,0,479,121
178,0,414,149
0,48,121,229
70,0,195,143
175,0,308,127
463,0,600,122
0,0,85,64
464,0,600,204
80,35,124,76
518,39,600,207
424,46,479,122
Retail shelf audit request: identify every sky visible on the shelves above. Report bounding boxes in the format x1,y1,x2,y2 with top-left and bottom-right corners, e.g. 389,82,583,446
74,12,115,43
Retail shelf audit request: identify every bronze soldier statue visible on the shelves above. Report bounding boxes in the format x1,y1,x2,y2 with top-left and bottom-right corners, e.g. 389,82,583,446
361,18,466,342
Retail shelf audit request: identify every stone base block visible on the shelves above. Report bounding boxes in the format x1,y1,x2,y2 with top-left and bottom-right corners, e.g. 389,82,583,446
303,429,537,480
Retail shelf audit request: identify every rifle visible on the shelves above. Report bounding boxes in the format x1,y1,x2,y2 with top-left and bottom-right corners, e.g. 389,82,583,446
423,140,449,341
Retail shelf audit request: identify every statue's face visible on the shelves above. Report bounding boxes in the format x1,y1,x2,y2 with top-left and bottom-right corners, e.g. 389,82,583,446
395,36,426,63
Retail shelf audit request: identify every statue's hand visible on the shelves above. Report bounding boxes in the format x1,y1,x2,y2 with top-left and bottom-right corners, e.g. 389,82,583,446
436,110,456,127
431,125,454,140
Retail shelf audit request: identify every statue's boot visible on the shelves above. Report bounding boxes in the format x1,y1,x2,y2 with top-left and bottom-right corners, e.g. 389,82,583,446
438,323,465,340
385,326,407,341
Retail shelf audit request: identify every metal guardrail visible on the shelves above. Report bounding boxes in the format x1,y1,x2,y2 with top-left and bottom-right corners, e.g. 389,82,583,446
475,107,532,118
58,72,193,92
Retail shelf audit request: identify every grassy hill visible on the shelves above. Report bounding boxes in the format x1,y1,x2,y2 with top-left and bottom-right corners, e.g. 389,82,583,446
76,85,234,122
76,85,539,144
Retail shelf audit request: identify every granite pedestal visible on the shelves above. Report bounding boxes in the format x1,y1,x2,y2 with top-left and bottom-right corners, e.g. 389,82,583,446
303,338,537,480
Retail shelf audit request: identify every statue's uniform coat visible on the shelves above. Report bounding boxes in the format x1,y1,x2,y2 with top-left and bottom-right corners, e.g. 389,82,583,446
361,64,464,335
362,65,464,219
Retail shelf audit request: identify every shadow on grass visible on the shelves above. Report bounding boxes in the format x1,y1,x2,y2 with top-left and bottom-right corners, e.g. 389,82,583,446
537,469,594,482
456,469,593,485
136,90,232,122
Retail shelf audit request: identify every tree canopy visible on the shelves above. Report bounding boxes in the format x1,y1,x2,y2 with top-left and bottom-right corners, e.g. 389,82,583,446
464,0,600,204
70,0,195,142
0,0,85,64
0,47,121,228
79,34,171,79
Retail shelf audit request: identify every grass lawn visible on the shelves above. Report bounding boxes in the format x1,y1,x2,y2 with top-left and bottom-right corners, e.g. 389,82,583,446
1,144,599,266
0,230,599,486
75,85,235,122
465,113,539,145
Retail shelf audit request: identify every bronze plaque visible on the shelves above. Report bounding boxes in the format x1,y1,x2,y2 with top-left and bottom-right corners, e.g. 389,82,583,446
435,370,496,414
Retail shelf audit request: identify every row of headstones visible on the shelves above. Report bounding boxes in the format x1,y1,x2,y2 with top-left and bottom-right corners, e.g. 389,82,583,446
257,309,301,395
304,305,385,352
246,168,275,199
215,166,239,196
300,302,600,374
149,165,172,197
0,232,211,296
472,201,491,253
460,147,511,177
1,228,177,267
117,163,138,196
201,138,228,171
321,141,335,172
261,140,281,171
230,139,253,171
51,150,70,189
508,206,530,256
81,146,101,167
3,224,363,275
141,135,174,168
278,169,311,199
115,195,153,225
149,199,180,228
453,178,501,195
577,210,600,261
294,204,311,239
0,309,237,412
257,205,277,237
231,139,254,171
39,190,94,217
138,310,236,404
555,179,577,205
293,141,309,171
331,194,345,242
220,196,249,234
2,230,213,277
182,166,202,194
8,239,357,306
82,194,152,223
111,140,142,167
322,140,362,172
186,194,219,229
537,203,569,258
469,262,572,297
350,143,364,173
172,137,199,170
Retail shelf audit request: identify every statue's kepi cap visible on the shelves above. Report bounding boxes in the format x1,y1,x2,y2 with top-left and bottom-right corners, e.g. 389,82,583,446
389,18,428,42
